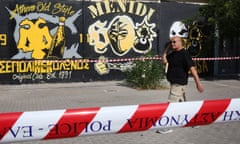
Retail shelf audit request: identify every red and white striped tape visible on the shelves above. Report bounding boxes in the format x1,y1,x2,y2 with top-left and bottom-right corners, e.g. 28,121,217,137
1,56,239,63
192,56,240,61
0,98,240,143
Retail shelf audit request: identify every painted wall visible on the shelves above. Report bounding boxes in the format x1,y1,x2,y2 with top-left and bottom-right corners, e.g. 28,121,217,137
0,0,210,84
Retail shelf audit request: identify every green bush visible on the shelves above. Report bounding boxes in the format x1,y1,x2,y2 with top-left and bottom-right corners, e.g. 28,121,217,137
125,53,165,89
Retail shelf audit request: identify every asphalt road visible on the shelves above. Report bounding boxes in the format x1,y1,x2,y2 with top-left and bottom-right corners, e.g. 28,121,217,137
0,79,239,144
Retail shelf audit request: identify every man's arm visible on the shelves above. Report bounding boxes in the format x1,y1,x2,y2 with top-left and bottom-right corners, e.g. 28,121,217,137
190,66,204,93
161,42,171,64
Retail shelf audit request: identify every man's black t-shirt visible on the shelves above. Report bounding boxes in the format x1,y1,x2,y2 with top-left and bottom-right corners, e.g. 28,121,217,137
166,49,194,85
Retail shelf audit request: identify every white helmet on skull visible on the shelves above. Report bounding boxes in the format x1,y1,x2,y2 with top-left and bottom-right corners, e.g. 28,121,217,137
169,21,188,38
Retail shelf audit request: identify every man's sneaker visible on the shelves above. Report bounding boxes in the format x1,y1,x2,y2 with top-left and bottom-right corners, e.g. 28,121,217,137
156,129,173,134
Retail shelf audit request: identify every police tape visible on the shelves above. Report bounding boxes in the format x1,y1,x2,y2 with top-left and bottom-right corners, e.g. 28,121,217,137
0,56,239,63
0,98,240,143
193,56,240,61
93,56,240,63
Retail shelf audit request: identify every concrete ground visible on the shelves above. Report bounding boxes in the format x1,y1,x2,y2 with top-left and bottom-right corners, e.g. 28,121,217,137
0,78,239,144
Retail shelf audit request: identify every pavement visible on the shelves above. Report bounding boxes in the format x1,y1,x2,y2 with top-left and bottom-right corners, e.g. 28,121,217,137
0,78,240,144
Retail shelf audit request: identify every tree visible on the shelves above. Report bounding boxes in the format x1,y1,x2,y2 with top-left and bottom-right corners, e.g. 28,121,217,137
200,0,240,38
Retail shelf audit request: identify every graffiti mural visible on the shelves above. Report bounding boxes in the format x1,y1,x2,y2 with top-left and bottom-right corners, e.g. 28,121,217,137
87,0,157,75
7,2,82,59
184,21,209,75
0,1,89,83
0,0,160,83
89,15,156,56
0,1,213,84
185,21,206,57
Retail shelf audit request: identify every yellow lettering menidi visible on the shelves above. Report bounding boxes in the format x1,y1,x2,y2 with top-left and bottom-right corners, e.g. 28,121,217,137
88,0,155,20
